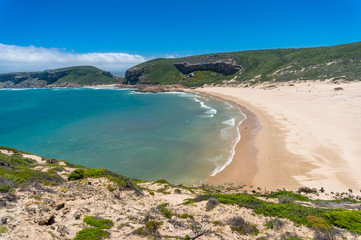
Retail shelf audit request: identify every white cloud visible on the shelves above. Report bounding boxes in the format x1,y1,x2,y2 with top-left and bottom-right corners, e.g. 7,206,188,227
0,43,148,73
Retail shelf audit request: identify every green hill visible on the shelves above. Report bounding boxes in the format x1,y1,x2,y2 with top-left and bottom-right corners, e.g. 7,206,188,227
125,41,361,87
0,66,123,88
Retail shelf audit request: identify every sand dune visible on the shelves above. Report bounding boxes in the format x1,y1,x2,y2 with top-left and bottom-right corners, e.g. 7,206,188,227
198,81,361,192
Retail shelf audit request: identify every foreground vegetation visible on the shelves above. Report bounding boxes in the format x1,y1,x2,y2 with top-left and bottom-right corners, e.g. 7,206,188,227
126,41,361,86
1,146,361,239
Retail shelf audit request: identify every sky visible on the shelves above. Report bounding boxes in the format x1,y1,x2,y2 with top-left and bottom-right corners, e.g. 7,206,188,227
0,0,360,73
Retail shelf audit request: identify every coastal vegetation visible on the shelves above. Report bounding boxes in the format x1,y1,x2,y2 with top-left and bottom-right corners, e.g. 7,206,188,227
125,41,361,86
1,146,361,239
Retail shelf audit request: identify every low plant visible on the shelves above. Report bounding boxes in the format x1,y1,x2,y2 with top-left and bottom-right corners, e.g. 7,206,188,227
206,198,219,211
157,203,173,219
313,229,339,240
334,87,343,91
228,216,259,235
67,169,85,180
73,228,108,240
133,220,163,237
265,218,284,230
307,215,331,230
83,216,114,229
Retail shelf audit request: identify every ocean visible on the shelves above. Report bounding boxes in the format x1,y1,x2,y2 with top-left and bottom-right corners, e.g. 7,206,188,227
0,88,245,185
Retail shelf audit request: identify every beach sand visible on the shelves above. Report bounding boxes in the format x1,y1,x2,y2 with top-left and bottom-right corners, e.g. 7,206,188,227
197,81,361,192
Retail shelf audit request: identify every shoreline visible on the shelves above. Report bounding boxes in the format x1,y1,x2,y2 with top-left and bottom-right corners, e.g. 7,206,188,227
198,90,310,190
197,81,361,192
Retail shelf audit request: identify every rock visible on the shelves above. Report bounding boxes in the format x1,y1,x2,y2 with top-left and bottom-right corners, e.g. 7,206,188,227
125,67,145,84
37,215,55,226
173,60,241,75
73,210,81,220
57,225,69,237
297,187,318,194
55,202,65,210
1,217,7,224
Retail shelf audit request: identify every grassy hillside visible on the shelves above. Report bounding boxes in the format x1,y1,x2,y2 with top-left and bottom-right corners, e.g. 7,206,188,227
126,41,361,87
0,66,123,88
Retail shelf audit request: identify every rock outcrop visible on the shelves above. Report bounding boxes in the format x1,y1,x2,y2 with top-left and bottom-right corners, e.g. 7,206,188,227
173,60,241,75
125,67,145,85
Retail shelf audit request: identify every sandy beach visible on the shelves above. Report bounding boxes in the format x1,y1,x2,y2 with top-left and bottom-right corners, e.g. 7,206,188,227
198,81,361,192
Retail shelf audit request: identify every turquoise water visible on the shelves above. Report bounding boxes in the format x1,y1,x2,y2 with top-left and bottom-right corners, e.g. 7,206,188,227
0,88,245,185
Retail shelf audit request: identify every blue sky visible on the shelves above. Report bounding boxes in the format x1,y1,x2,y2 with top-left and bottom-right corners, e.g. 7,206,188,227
0,0,360,72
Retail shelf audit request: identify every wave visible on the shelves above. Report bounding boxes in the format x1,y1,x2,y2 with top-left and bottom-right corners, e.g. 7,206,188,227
210,111,247,176
0,88,34,91
193,97,217,117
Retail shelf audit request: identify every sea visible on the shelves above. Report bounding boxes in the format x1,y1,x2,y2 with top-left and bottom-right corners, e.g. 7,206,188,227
0,88,245,185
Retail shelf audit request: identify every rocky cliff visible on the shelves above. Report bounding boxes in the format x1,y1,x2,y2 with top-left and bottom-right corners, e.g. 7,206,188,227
0,66,119,88
124,67,145,85
173,61,241,75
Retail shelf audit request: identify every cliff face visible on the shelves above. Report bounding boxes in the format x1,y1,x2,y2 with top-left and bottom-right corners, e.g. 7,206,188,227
124,58,242,85
0,66,118,88
173,61,241,75
124,67,145,84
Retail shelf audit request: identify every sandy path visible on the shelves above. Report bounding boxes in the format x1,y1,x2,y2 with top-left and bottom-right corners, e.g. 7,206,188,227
197,81,361,192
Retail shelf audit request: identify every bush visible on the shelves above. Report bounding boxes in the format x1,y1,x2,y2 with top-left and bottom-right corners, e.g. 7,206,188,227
228,216,259,235
279,196,295,204
307,216,331,230
68,169,85,180
206,198,219,211
133,220,163,237
323,211,361,234
281,232,302,240
155,179,169,184
313,229,338,240
157,203,172,219
265,218,284,230
83,216,114,229
268,191,310,202
73,228,108,240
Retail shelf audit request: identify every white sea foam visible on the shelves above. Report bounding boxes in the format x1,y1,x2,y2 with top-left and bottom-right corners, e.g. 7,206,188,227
224,102,233,109
210,111,247,176
0,88,29,91
193,97,217,117
222,118,235,126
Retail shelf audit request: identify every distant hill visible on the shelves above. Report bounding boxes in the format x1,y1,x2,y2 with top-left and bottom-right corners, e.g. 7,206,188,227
0,66,123,88
125,41,361,87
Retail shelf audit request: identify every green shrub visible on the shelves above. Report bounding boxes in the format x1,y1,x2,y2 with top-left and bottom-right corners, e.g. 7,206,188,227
265,218,284,230
155,179,169,184
133,221,162,237
83,216,114,229
157,203,173,219
324,211,361,234
228,216,259,235
307,215,332,230
206,198,219,211
68,169,85,180
73,228,108,240
267,191,310,202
